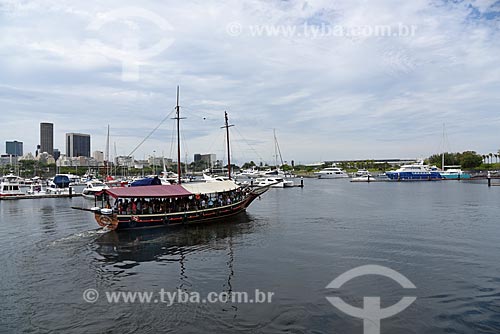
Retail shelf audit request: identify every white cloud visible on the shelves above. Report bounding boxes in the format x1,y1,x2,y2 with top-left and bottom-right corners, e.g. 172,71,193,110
0,0,499,163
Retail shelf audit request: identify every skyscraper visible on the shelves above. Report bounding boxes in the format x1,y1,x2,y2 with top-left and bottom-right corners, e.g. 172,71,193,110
66,133,91,157
40,122,54,155
6,141,23,156
194,153,216,167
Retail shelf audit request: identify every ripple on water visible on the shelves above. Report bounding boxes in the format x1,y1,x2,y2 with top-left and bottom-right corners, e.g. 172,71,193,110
2,181,500,333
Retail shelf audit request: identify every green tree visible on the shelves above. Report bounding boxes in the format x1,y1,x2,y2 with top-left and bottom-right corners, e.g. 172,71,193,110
459,151,483,168
429,151,482,169
241,161,256,169
428,152,460,168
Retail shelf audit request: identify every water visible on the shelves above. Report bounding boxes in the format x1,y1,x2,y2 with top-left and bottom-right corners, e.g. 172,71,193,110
1,179,500,333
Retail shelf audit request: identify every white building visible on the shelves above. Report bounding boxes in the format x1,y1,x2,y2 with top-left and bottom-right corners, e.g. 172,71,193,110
115,156,134,167
93,150,104,163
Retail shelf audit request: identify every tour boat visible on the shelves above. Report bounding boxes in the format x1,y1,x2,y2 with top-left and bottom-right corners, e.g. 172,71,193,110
76,87,270,230
89,180,268,230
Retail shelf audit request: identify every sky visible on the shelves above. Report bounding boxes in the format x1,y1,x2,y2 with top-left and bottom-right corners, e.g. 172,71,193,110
0,0,499,165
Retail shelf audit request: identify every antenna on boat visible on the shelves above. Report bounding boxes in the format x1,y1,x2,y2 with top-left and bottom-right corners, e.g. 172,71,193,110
172,86,185,184
222,111,234,180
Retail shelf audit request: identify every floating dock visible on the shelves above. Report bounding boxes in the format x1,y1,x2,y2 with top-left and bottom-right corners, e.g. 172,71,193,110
0,193,82,200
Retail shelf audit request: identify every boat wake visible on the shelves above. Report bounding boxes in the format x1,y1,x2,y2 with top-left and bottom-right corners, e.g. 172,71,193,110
49,228,111,246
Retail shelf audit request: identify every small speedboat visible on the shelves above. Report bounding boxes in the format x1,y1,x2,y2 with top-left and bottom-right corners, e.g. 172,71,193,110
46,175,74,195
203,174,229,182
255,177,294,188
355,169,370,177
26,184,47,196
82,181,109,199
350,175,375,182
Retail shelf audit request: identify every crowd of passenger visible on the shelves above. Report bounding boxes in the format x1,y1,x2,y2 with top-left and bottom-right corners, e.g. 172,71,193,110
112,189,249,215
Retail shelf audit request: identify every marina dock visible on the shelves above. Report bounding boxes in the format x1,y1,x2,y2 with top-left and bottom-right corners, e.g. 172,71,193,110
0,193,82,200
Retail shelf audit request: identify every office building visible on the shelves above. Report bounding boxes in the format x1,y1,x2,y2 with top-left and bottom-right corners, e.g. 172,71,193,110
66,133,91,157
6,141,23,156
40,122,54,155
194,153,216,167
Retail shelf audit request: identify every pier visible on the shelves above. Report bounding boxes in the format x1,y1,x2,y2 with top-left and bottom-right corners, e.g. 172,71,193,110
0,193,82,200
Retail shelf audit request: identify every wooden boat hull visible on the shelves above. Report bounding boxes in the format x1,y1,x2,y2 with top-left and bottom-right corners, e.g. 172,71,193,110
94,188,265,230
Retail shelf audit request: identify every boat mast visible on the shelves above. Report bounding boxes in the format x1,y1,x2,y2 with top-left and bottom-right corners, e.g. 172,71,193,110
222,111,234,179
273,129,278,169
113,142,117,176
441,123,445,170
173,86,183,184
273,129,285,169
105,124,110,177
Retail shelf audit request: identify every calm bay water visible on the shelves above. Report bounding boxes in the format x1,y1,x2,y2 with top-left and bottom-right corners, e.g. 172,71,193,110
1,179,500,333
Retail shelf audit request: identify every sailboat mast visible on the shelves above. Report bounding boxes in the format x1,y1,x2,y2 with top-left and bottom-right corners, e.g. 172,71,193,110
222,111,234,179
175,86,182,184
113,142,117,176
105,124,110,177
441,123,445,170
274,129,285,168
273,128,278,169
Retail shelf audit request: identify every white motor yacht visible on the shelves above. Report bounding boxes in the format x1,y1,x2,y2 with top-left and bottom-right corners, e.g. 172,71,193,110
0,174,24,197
314,167,349,179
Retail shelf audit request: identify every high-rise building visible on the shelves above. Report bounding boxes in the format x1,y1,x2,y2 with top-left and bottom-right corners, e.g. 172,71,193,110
6,141,23,156
66,133,91,157
194,153,216,167
40,122,54,155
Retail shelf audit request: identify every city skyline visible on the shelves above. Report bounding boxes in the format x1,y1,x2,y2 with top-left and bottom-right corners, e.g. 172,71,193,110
1,1,499,164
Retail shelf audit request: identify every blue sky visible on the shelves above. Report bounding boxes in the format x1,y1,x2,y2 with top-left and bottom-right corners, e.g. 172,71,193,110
0,0,499,165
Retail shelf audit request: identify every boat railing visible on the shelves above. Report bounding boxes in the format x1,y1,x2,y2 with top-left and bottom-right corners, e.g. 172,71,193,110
114,197,247,218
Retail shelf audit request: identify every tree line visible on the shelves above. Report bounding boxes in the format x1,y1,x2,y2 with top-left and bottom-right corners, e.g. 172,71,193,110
427,151,485,169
